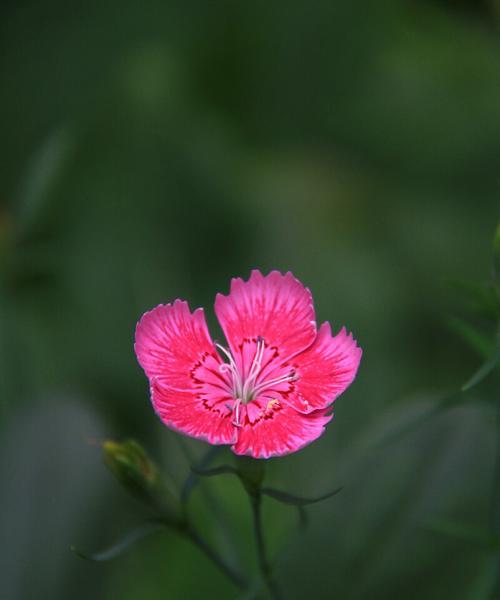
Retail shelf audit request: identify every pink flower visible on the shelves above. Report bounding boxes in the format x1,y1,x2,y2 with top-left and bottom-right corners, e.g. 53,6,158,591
135,270,362,459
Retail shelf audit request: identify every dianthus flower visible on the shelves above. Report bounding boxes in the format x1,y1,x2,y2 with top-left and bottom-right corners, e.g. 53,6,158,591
135,270,361,458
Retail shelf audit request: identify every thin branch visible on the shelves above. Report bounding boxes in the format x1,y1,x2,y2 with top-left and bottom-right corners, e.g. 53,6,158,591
250,493,283,600
186,525,248,590
490,408,500,596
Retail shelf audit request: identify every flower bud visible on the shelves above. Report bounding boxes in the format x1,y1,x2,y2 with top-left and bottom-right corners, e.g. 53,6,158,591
103,439,181,525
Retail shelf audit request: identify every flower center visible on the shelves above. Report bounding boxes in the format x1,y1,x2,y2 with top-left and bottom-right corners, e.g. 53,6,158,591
216,337,298,427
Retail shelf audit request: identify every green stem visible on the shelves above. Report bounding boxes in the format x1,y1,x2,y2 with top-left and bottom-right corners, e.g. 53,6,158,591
250,492,283,600
185,525,248,590
491,408,500,596
492,327,500,535
492,410,500,534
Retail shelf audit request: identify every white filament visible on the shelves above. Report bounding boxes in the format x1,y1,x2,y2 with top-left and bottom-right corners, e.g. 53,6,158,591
216,337,297,409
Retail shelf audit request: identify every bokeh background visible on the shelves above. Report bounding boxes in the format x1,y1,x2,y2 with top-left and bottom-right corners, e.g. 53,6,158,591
1,1,499,599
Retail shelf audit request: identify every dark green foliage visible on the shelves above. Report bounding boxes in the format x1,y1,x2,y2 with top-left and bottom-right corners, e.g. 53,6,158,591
0,1,499,599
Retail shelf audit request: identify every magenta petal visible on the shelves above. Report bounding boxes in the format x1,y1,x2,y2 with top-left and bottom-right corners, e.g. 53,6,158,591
135,300,215,389
215,270,316,362
151,379,237,445
232,404,332,459
135,300,236,445
286,322,362,413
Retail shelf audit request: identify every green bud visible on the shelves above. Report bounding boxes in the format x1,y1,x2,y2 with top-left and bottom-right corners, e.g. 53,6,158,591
103,439,181,525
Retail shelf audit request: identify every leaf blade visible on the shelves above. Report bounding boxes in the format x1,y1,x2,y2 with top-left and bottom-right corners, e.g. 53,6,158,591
191,465,239,478
461,345,500,392
181,445,223,504
445,315,494,359
424,518,494,549
261,486,342,506
71,519,166,561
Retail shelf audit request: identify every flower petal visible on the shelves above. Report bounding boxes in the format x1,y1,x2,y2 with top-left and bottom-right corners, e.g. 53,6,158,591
285,323,362,414
151,378,237,445
215,270,316,362
135,300,215,389
231,403,332,459
135,300,237,445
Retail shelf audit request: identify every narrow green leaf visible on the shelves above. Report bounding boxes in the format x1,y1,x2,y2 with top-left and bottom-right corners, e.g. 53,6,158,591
261,486,342,506
181,446,223,504
467,558,499,600
461,345,500,392
424,518,494,549
191,464,239,478
71,519,166,561
377,391,462,448
447,279,498,319
493,221,500,299
235,578,264,600
15,128,75,234
445,315,494,359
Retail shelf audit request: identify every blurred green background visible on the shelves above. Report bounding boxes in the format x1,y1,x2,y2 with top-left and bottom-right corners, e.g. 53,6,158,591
1,1,499,599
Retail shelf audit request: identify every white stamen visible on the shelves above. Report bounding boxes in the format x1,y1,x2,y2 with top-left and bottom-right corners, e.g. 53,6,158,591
216,343,237,368
216,343,242,397
242,337,265,401
252,370,297,396
232,397,243,427
215,337,298,417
